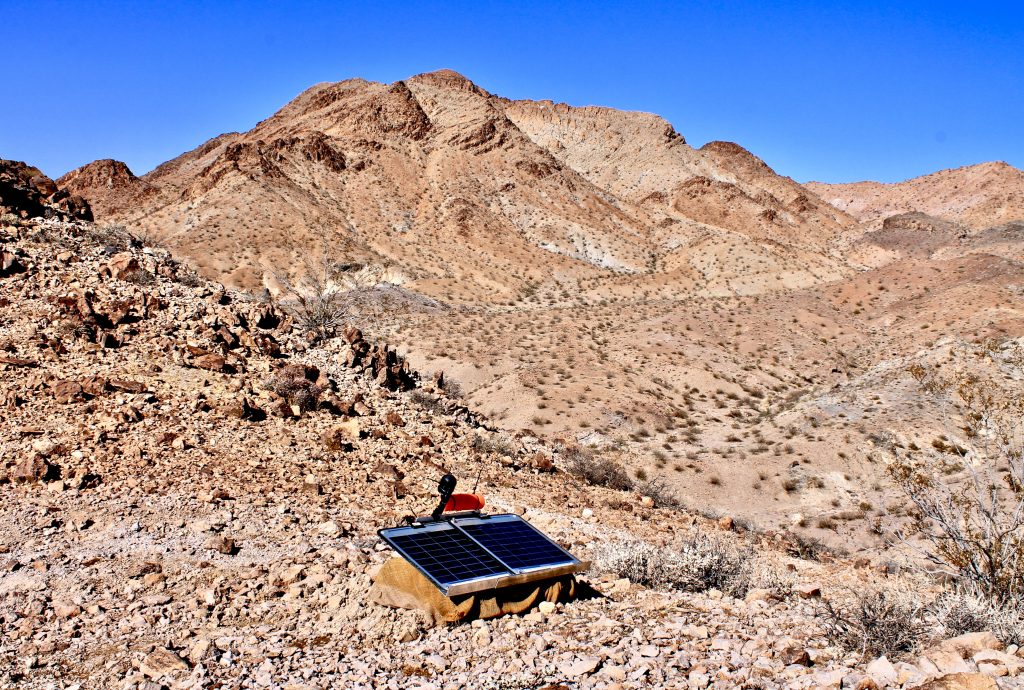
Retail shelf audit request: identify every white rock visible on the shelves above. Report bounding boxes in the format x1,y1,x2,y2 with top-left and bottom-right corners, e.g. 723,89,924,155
866,655,898,686
559,656,601,678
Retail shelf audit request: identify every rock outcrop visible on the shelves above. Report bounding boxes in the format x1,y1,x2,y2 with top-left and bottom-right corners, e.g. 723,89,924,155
56,158,155,220
0,159,92,221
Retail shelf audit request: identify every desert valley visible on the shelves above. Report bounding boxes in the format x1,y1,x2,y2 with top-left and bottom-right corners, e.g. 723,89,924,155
2,69,1024,690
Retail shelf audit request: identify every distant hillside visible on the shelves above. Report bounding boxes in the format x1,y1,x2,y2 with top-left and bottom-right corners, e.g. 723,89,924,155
807,161,1024,229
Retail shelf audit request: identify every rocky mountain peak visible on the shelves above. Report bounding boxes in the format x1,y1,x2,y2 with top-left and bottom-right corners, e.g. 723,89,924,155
407,68,488,95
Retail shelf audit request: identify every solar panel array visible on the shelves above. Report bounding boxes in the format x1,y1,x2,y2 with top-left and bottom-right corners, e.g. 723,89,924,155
379,513,583,595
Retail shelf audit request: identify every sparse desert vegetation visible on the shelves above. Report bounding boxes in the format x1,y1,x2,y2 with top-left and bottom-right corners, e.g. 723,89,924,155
4,65,1024,689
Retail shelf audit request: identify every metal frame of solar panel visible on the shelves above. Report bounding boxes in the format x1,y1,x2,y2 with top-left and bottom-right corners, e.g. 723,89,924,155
379,513,585,596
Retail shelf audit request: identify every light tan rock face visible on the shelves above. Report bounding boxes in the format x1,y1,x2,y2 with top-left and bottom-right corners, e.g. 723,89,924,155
807,161,1024,230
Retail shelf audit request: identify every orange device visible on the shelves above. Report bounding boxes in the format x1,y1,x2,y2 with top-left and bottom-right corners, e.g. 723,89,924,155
444,493,485,512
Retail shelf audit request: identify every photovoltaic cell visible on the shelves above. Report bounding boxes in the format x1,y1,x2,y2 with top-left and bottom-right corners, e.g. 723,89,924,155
455,516,577,572
386,525,506,588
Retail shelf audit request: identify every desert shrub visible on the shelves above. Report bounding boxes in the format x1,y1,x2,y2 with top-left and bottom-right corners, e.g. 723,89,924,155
889,350,1024,603
931,587,1024,646
410,389,445,415
562,446,633,491
270,241,351,342
818,589,927,658
471,433,516,458
120,267,155,285
635,477,683,509
81,222,137,251
265,367,323,412
174,265,204,287
745,559,795,599
674,534,755,596
441,377,465,399
130,226,164,248
594,534,755,596
782,532,834,561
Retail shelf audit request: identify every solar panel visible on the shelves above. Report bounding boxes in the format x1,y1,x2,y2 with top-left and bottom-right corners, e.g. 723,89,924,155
381,522,507,592
379,513,585,596
452,514,578,573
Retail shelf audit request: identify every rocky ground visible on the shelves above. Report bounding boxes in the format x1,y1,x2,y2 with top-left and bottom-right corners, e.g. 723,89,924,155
3,218,1024,689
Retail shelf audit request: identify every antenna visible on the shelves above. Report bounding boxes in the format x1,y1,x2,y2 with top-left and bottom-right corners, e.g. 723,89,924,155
431,473,457,521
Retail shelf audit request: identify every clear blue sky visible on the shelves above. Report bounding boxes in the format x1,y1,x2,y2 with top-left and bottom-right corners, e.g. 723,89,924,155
2,1,1021,183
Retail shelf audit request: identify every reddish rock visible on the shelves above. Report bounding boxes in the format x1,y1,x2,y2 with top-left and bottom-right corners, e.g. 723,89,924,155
51,379,86,404
104,298,135,326
12,455,58,482
529,452,554,472
109,378,146,394
223,397,265,421
917,674,998,690
324,420,362,447
278,362,320,382
373,462,405,479
140,648,189,678
781,648,812,666
343,325,363,344
106,252,141,280
52,600,81,619
193,353,228,373
79,375,111,396
318,392,353,416
794,583,822,599
251,333,281,357
155,432,178,446
0,248,26,277
204,534,236,555
98,332,120,349
269,398,296,419
215,325,239,349
0,354,36,367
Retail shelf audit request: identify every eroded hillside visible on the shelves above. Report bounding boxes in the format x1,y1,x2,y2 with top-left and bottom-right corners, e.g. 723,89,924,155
54,71,1024,545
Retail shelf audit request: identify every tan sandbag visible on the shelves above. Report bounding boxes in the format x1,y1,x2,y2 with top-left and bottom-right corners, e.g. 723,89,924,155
369,557,578,626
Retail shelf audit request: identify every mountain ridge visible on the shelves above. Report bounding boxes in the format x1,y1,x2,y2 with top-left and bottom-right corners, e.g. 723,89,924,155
58,69,856,299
